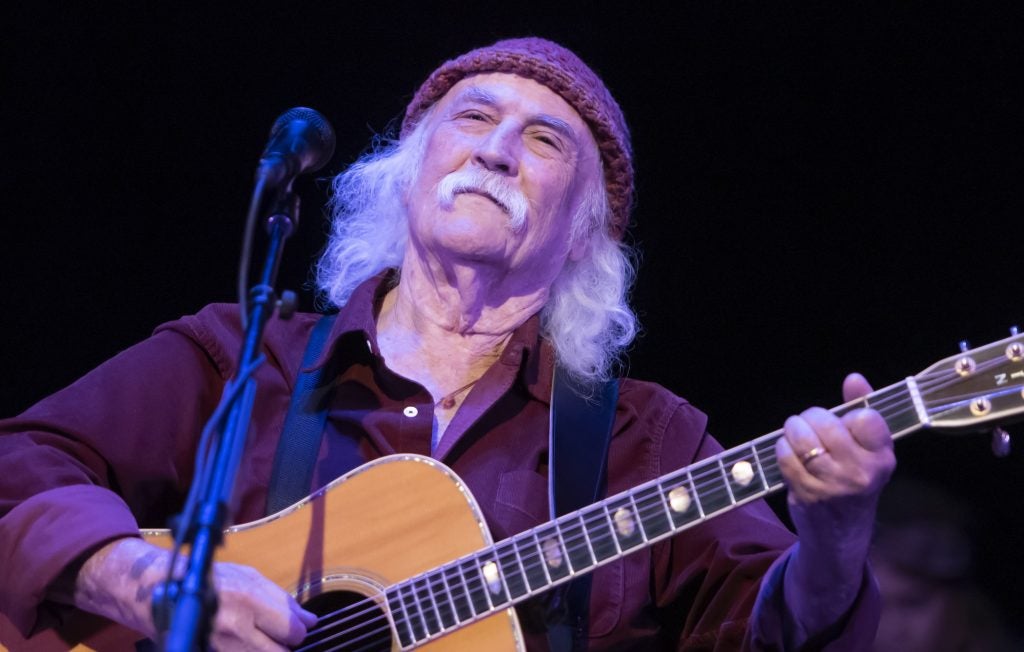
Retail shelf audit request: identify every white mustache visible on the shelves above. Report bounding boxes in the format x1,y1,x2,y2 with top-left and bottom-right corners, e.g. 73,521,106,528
436,169,529,231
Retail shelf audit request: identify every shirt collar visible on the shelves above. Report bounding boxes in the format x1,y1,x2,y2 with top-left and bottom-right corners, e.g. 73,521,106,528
307,271,556,403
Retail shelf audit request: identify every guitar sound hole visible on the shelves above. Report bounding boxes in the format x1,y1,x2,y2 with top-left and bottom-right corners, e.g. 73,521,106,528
298,590,392,652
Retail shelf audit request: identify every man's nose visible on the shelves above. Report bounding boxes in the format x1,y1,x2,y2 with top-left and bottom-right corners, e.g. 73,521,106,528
472,125,519,176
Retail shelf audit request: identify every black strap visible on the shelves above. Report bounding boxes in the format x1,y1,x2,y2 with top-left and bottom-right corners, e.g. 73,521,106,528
546,366,619,652
265,313,337,515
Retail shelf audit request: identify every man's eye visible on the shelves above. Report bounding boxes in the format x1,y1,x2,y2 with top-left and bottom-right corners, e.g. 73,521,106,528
460,111,488,121
533,133,561,150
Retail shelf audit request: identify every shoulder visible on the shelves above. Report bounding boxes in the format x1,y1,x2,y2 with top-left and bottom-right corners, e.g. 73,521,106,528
617,377,709,444
153,304,324,381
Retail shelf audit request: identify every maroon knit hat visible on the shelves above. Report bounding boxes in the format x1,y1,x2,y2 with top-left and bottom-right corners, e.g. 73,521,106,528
401,37,633,240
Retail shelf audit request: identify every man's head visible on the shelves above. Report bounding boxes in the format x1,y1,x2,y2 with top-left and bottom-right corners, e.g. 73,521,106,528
403,72,603,293
317,38,638,382
401,37,633,241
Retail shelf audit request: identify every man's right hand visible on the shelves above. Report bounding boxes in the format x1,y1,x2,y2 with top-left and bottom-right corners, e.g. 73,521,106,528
73,537,316,651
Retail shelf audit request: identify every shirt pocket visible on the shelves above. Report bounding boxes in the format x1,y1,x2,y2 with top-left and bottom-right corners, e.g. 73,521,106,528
493,469,624,637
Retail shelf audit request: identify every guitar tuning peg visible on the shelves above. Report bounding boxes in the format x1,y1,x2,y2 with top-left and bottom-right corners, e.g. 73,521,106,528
991,427,1011,458
959,340,970,352
1012,325,1020,336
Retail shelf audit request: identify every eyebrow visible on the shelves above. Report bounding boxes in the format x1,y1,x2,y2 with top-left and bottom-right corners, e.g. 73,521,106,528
455,86,580,146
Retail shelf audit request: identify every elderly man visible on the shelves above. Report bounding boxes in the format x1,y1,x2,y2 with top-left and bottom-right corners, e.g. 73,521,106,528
0,38,892,650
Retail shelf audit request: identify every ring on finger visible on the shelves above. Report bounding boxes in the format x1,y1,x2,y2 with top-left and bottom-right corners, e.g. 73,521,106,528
800,446,828,464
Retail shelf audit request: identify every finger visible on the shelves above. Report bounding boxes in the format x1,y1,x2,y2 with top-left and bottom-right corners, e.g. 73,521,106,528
789,407,855,465
783,412,827,460
211,610,290,652
841,407,893,453
293,601,318,629
842,372,873,403
253,591,311,647
777,420,832,501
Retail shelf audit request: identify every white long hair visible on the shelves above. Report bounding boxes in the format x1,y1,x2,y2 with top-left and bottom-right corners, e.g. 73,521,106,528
315,116,638,384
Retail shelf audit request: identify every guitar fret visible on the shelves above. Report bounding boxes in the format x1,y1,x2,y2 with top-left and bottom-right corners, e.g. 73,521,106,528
603,495,643,552
721,447,766,502
538,524,572,580
427,575,446,632
756,438,784,485
473,556,497,612
750,443,770,490
387,586,416,648
459,558,489,616
694,460,732,514
559,516,590,572
433,570,457,629
404,581,429,641
531,531,554,585
627,492,650,542
578,513,598,565
495,542,527,599
415,576,441,635
878,382,921,434
478,550,513,607
516,533,548,591
585,507,617,562
687,469,706,518
716,458,737,504
511,541,530,591
601,504,624,555
443,564,472,623
635,484,672,538
656,479,676,526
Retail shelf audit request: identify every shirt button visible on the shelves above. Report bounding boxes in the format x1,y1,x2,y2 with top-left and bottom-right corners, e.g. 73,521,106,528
403,406,418,418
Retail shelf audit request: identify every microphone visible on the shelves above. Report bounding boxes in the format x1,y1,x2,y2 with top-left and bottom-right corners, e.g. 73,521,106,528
256,107,336,190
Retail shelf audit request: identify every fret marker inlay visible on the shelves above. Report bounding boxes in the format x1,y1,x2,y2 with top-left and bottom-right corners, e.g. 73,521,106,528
668,486,691,513
613,507,636,537
731,461,754,487
481,561,501,595
542,538,564,569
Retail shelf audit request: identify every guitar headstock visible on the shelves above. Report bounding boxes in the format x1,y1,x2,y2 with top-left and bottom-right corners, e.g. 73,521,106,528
915,330,1024,432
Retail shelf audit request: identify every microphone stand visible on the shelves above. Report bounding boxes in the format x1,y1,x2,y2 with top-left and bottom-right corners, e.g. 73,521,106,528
153,182,300,651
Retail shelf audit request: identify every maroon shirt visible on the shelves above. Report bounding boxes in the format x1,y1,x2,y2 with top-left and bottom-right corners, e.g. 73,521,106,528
0,278,878,649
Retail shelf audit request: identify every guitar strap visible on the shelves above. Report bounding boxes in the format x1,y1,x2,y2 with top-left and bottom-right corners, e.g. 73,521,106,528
546,366,619,652
266,312,338,515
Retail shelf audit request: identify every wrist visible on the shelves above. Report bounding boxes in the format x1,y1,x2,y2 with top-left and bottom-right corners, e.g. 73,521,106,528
73,537,169,637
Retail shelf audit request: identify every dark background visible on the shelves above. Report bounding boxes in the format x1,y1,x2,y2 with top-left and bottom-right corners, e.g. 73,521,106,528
5,1,1023,631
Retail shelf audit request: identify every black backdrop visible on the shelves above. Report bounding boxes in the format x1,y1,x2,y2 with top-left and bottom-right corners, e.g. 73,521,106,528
5,2,1023,629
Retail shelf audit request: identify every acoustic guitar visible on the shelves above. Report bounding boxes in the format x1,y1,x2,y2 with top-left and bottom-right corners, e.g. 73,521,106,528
2,332,1023,651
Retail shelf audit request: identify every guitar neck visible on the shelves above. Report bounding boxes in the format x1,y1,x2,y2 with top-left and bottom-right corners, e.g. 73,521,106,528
383,379,924,648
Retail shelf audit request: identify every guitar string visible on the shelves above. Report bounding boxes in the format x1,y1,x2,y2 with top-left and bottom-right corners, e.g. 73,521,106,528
298,441,833,651
298,361,1019,649
301,380,910,643
299,439,839,652
307,433,987,650
305,401,937,649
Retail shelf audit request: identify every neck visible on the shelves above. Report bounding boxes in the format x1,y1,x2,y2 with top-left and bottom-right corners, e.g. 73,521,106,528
390,247,549,340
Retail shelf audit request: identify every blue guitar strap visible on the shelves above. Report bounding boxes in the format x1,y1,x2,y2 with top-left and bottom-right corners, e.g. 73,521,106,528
266,312,338,516
546,366,619,652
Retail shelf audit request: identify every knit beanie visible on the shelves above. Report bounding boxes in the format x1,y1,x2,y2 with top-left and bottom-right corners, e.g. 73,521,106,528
401,37,633,240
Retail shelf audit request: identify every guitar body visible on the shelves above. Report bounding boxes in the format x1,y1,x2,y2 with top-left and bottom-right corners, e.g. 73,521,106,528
0,455,523,651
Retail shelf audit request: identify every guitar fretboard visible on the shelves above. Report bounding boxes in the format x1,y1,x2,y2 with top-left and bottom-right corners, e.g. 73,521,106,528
384,379,921,648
